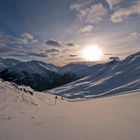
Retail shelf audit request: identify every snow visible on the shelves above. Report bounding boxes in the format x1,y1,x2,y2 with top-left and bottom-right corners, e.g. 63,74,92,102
0,52,140,140
59,63,91,75
48,52,140,99
0,79,140,140
0,57,21,72
7,61,58,75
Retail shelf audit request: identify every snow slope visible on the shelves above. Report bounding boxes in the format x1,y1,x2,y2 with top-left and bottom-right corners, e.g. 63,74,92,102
0,79,140,140
59,63,92,77
59,60,115,77
49,52,140,99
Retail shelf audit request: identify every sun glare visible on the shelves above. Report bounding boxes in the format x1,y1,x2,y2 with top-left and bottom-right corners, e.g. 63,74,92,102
81,45,103,61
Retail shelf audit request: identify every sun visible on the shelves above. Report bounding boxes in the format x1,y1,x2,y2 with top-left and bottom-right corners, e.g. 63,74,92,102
81,45,103,61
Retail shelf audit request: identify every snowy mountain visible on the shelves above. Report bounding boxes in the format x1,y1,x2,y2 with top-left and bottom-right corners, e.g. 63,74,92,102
48,52,140,99
7,60,59,74
59,63,91,76
0,61,62,91
59,59,120,78
0,52,139,94
0,60,82,91
0,57,21,72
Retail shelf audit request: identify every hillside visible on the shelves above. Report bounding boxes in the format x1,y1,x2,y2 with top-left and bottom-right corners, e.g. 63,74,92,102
0,79,140,140
0,60,81,91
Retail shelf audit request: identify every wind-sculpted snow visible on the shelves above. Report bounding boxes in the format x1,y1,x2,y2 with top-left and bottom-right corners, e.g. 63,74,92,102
0,79,40,106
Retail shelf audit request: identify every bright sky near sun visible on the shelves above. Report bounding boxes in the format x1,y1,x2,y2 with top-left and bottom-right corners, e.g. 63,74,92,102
81,45,103,61
0,0,140,65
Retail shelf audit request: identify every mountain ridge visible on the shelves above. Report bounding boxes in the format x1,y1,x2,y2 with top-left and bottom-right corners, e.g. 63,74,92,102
48,51,140,99
0,52,140,94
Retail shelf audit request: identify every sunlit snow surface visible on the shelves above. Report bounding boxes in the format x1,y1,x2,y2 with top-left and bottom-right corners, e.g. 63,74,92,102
0,79,140,140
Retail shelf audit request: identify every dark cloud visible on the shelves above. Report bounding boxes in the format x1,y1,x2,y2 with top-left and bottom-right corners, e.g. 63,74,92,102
66,43,75,47
49,53,60,57
46,40,61,47
27,52,48,58
46,49,60,53
0,46,13,53
69,54,77,57
109,56,120,61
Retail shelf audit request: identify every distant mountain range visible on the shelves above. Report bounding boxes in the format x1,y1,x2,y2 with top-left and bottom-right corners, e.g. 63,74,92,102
0,59,84,91
0,52,140,95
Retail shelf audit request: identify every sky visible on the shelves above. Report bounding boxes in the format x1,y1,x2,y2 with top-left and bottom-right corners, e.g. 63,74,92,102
0,0,140,65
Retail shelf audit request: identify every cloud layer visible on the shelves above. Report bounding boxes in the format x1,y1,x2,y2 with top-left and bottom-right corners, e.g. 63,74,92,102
0,32,82,64
107,0,122,9
71,0,140,25
111,1,140,23
71,2,105,24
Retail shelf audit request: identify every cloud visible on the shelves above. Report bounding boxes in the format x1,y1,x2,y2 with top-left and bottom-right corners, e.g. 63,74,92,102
0,32,49,58
109,56,120,61
27,52,48,58
46,48,60,53
107,0,122,9
70,2,105,24
5,51,48,58
70,2,81,11
69,54,77,57
0,32,36,46
111,1,140,23
20,32,34,40
20,32,36,45
0,45,13,53
46,40,61,47
83,3,105,24
9,53,28,57
79,25,93,34
104,53,113,56
0,34,20,45
127,32,140,40
0,33,64,60
66,43,75,47
0,32,80,64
